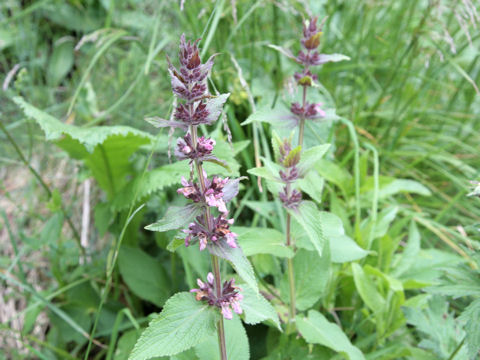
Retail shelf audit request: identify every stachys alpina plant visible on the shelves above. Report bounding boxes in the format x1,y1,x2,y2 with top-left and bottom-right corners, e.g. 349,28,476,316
247,16,349,331
128,35,266,360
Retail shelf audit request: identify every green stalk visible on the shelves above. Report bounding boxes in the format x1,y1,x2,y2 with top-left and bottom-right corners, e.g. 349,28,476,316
190,125,227,360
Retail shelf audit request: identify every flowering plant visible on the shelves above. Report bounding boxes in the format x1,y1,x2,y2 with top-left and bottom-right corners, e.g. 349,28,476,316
128,34,278,360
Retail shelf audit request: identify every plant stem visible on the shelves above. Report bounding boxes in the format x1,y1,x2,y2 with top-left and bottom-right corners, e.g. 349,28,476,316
190,124,228,360
286,212,296,332
297,85,308,147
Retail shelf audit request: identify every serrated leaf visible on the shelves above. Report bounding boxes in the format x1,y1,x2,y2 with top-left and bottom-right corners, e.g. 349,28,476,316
459,298,480,358
111,162,187,211
288,201,325,257
129,292,217,359
118,247,170,307
247,167,280,182
241,286,281,330
204,94,230,124
145,204,202,232
298,170,324,203
241,107,296,127
296,310,365,360
298,144,331,174
233,226,293,258
281,248,330,311
14,96,152,198
208,240,258,294
195,315,249,360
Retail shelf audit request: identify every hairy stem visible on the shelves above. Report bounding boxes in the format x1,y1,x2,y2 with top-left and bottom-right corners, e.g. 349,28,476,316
297,85,308,147
190,124,227,360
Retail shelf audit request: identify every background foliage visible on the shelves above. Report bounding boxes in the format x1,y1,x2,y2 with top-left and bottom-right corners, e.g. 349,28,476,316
1,0,479,359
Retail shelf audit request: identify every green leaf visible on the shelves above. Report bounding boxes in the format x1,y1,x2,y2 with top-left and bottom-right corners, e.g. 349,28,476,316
297,144,331,173
459,298,480,358
14,97,152,198
351,263,385,312
208,241,258,294
378,179,431,198
317,53,351,63
145,204,202,232
195,315,249,360
241,286,281,330
298,170,324,203
118,247,170,307
281,248,330,311
111,162,186,211
288,201,325,257
233,227,293,258
47,38,74,86
296,310,365,360
319,212,368,263
247,167,280,182
129,292,217,359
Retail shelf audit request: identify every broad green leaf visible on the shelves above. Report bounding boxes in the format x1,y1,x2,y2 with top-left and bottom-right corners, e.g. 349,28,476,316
129,292,217,359
392,221,421,277
281,248,330,311
288,201,325,257
459,298,480,358
208,241,258,294
145,204,202,232
378,179,431,198
195,315,249,360
297,144,331,173
14,97,152,198
118,247,170,307
351,263,385,312
233,227,293,258
315,159,352,196
373,206,398,238
47,39,74,86
247,167,280,182
404,296,467,359
298,170,324,203
111,162,186,211
241,286,281,330
319,212,368,263
296,310,365,360
241,107,294,126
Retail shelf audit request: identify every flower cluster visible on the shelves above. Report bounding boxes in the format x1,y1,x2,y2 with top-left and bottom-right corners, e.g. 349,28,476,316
177,174,229,214
277,139,302,209
290,17,327,124
184,214,237,251
190,273,243,320
175,134,216,162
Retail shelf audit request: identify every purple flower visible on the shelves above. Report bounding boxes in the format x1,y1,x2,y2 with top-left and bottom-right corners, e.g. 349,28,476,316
177,173,229,214
167,34,216,102
279,187,302,209
278,139,301,168
301,17,322,50
290,101,326,120
175,133,216,162
184,214,238,250
190,273,243,320
279,167,300,183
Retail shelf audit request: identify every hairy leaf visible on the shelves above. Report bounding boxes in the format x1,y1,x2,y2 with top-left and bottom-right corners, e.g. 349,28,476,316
296,310,365,360
288,201,325,257
145,204,202,232
233,226,293,258
195,315,249,360
129,292,217,359
208,240,258,294
118,247,170,307
241,286,281,330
